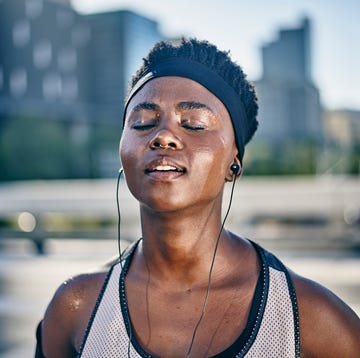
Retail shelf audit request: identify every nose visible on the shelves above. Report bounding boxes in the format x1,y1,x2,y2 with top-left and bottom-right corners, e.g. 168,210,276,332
149,126,183,151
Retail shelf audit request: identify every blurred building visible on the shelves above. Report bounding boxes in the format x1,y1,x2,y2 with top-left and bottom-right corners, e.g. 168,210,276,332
0,0,88,119
254,17,323,144
324,109,360,147
0,0,164,179
319,109,360,174
83,10,162,120
0,0,163,123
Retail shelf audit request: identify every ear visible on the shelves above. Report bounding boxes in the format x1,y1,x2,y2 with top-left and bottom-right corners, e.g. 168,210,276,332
225,158,242,182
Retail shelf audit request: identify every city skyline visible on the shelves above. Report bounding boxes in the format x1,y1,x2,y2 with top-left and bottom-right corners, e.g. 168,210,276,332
0,0,358,180
71,0,360,111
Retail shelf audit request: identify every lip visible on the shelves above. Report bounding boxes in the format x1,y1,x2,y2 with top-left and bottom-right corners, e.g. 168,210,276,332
145,157,186,181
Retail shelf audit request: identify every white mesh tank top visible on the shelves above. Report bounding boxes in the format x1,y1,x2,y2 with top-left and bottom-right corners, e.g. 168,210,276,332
78,241,300,357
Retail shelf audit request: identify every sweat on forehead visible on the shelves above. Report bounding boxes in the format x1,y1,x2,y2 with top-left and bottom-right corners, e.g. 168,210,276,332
123,58,248,163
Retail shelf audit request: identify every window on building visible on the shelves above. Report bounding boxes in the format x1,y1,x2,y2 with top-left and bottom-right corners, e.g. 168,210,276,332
71,24,91,47
58,47,77,72
33,40,52,69
10,68,27,97
25,0,43,19
13,20,31,47
43,72,62,100
62,76,78,101
56,8,75,28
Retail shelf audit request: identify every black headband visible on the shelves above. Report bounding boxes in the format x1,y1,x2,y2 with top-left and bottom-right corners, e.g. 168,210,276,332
124,58,248,162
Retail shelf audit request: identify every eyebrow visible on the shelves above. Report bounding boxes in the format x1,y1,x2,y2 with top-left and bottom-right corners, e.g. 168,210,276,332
132,102,160,112
176,101,214,113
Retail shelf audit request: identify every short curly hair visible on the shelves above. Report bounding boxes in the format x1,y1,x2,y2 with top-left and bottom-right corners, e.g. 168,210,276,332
128,37,259,146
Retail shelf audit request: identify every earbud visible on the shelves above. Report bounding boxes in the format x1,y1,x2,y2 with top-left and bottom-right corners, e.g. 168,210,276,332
230,163,241,176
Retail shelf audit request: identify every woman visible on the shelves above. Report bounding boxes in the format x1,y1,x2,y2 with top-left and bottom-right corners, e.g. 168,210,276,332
36,38,360,357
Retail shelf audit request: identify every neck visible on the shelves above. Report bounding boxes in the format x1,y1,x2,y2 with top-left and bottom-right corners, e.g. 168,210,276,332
137,198,231,287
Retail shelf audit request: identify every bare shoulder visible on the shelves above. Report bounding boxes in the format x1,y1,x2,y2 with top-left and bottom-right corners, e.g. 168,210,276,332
290,271,360,358
41,261,115,357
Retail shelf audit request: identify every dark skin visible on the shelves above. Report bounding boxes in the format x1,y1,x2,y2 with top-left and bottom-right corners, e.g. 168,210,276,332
42,77,360,357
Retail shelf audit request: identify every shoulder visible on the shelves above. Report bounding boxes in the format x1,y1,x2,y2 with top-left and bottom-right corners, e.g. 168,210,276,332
41,262,116,357
290,271,360,358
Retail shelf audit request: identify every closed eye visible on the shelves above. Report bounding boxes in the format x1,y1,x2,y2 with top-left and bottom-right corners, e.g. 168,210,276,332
132,122,156,130
182,123,205,131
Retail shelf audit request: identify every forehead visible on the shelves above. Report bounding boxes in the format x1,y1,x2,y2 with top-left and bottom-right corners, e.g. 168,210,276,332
126,76,229,115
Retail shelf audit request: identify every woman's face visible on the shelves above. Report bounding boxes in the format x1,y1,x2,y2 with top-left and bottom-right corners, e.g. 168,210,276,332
120,76,238,212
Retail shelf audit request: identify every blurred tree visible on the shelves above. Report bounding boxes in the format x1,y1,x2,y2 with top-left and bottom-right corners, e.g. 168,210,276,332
89,121,120,178
349,144,360,175
0,116,71,180
0,115,121,181
244,139,320,175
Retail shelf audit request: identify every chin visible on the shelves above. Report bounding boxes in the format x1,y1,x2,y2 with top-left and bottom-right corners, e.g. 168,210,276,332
140,197,188,214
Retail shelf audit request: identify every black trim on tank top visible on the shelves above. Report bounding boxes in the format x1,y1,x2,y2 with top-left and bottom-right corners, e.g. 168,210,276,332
252,242,300,358
77,265,116,357
213,242,268,357
119,240,269,358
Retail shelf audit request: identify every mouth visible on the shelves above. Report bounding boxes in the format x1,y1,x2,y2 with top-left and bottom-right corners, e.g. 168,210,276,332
145,160,186,179
146,165,185,173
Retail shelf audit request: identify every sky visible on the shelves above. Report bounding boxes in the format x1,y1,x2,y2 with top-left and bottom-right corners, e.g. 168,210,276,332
71,0,360,111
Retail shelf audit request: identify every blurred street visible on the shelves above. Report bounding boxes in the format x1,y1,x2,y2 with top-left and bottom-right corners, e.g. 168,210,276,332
0,239,359,358
0,176,359,357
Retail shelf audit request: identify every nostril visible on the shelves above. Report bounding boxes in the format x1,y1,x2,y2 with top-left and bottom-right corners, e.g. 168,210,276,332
149,131,183,150
151,141,171,149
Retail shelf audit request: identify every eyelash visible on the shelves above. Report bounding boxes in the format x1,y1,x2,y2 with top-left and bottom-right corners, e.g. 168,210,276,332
132,122,205,131
182,123,205,131
132,123,155,131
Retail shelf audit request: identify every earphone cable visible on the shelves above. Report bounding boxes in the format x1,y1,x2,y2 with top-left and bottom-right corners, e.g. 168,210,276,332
186,176,238,358
116,168,134,357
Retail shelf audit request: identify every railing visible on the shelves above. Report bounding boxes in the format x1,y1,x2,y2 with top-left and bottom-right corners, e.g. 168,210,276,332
0,176,359,254
0,211,119,254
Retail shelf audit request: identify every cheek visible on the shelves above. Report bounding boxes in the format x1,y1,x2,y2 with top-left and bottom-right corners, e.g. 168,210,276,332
120,130,140,165
119,136,129,164
201,132,235,171
193,139,233,189
119,136,141,191
119,135,142,198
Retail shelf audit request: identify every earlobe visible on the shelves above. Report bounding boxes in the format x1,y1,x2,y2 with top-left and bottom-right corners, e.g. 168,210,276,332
225,160,242,182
